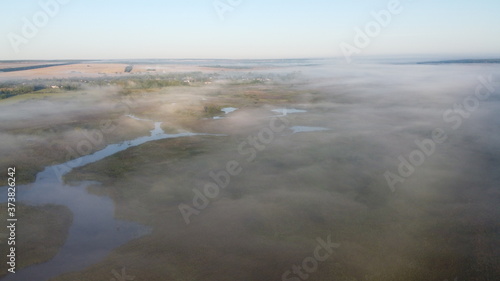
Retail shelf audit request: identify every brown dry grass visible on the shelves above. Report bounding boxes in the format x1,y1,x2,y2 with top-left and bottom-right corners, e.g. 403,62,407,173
0,63,128,80
0,63,232,81
0,62,50,69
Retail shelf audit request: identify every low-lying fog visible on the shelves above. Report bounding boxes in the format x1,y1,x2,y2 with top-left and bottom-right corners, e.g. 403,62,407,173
0,61,499,280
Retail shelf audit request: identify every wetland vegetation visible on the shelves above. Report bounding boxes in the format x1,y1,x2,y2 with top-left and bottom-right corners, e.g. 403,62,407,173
0,60,499,280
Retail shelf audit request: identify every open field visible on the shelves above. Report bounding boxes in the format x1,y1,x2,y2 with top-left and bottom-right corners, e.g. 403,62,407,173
0,61,281,82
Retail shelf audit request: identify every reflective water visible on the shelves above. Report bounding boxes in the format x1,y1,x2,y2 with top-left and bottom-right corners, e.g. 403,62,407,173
0,108,328,280
221,107,238,114
271,108,307,116
290,126,330,133
0,118,222,281
212,107,239,119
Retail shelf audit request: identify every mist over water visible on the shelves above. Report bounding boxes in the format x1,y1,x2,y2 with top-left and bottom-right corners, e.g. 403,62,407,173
0,60,499,280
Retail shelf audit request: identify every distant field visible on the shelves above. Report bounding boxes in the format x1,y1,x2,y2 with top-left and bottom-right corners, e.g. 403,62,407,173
0,63,131,80
0,62,59,70
0,63,76,73
0,61,274,81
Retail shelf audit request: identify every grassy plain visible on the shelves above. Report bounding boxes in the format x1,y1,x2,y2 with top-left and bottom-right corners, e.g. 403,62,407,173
0,62,499,280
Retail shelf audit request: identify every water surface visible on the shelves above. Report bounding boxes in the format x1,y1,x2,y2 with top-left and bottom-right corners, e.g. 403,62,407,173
0,118,222,281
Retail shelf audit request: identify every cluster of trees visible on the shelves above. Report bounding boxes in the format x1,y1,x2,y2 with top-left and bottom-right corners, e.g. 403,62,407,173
0,70,301,100
0,71,208,100
117,78,188,90
112,72,213,93
60,83,82,91
0,80,83,99
0,84,35,99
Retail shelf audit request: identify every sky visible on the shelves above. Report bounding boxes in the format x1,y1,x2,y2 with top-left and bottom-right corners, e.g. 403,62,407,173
1,0,500,60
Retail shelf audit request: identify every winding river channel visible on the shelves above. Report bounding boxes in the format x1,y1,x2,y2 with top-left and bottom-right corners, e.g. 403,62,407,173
0,107,328,280
0,117,222,281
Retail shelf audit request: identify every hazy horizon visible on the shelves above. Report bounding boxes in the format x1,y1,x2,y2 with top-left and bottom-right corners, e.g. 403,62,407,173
1,1,499,280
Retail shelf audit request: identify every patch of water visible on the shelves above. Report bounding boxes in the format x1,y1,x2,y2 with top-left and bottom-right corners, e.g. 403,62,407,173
221,107,238,114
0,118,224,281
290,126,330,133
213,107,238,119
271,108,307,116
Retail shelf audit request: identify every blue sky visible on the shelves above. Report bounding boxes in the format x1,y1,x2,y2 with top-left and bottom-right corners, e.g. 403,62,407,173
1,0,499,60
